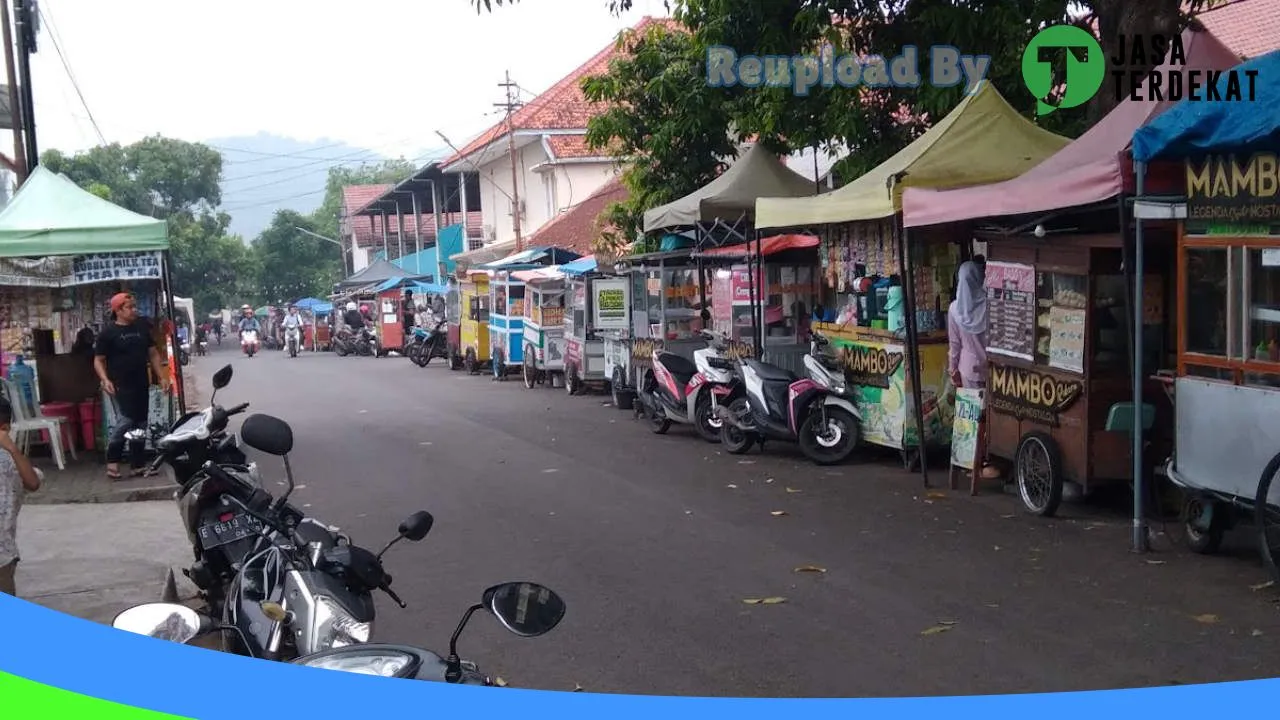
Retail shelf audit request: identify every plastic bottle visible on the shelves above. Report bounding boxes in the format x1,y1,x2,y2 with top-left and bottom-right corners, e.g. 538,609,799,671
8,355,36,415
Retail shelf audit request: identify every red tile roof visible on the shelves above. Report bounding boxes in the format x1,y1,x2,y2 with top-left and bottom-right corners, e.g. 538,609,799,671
547,135,612,160
345,206,485,248
523,176,628,255
441,16,681,168
342,184,392,217
1198,0,1280,59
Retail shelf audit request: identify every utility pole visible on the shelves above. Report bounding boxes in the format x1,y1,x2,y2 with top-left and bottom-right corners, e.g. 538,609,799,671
13,0,34,175
1,0,25,185
495,71,523,251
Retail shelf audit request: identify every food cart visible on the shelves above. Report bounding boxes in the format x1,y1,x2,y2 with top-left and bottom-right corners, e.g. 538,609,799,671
375,277,409,355
513,266,568,389
560,257,626,396
478,247,582,381
896,33,1237,514
1128,49,1280,561
457,269,491,374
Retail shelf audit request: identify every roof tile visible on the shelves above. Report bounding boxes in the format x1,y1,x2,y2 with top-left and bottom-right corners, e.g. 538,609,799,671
1198,0,1280,59
523,176,628,255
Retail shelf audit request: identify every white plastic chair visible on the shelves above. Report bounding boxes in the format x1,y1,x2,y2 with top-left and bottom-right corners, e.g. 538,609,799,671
0,377,67,470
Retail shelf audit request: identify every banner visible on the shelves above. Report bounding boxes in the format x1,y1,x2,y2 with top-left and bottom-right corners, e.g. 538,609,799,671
70,252,164,286
950,388,984,471
592,278,629,330
1186,152,1280,224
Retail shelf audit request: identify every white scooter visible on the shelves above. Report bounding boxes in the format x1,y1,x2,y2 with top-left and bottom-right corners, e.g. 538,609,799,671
284,326,301,358
241,329,259,358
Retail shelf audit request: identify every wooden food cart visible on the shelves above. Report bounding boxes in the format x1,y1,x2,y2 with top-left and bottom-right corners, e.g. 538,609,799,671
457,269,491,374
561,257,623,396
515,266,568,389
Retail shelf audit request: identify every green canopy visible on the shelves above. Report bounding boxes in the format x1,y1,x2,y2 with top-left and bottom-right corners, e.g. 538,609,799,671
0,165,168,258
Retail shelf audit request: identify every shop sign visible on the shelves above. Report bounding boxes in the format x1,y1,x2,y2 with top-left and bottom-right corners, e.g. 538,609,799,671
631,338,663,361
1186,152,1280,224
71,251,164,286
950,389,984,471
722,339,754,360
592,278,629,330
988,365,1082,427
837,344,903,389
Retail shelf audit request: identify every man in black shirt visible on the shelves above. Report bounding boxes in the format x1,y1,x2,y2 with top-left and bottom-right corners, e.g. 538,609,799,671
94,293,170,480
342,301,364,330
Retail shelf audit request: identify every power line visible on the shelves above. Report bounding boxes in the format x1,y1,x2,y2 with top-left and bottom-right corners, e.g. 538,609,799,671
39,4,105,145
219,187,328,213
221,146,385,184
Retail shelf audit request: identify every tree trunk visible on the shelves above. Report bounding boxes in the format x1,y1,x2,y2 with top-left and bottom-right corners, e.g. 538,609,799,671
1086,0,1190,122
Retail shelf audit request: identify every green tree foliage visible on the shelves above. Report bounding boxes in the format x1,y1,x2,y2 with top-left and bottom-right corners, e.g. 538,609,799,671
310,159,417,241
252,209,345,304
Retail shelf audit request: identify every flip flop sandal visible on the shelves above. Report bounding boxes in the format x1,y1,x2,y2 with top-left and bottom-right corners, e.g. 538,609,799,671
105,469,123,479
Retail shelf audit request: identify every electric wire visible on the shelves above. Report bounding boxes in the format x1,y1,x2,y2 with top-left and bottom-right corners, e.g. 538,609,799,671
39,3,106,145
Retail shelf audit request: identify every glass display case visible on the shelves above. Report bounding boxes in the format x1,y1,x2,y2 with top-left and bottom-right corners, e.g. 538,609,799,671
1035,272,1087,372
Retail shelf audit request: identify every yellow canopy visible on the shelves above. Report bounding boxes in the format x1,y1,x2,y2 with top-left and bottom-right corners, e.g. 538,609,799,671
754,82,1071,230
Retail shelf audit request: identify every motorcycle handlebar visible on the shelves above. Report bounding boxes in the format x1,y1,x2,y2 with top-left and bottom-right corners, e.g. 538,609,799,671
227,402,250,415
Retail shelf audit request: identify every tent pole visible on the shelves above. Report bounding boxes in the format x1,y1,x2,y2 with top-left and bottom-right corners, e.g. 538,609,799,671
696,223,709,331
755,226,765,355
1131,162,1150,553
160,251,186,412
892,173,929,488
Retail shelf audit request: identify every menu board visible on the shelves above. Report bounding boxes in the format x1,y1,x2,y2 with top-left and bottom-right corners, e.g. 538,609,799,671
984,261,1035,361
1048,306,1086,373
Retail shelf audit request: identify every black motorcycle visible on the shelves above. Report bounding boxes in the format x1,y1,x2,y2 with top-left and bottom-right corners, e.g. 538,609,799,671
407,320,449,367
113,580,566,683
333,327,379,357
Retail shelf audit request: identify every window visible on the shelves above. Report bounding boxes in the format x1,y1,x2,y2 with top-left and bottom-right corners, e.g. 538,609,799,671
543,173,559,219
469,295,489,322
1247,248,1280,362
1184,248,1229,357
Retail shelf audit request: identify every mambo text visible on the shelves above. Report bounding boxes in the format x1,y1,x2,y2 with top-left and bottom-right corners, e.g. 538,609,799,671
988,365,1082,427
1186,152,1280,222
838,345,904,389
706,46,991,96
1113,34,1258,102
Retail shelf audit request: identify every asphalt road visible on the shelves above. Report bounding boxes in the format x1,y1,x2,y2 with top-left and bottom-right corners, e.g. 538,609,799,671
193,341,1280,697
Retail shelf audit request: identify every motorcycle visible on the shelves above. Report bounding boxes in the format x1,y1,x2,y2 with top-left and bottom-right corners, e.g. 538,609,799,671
333,327,378,358
112,579,566,683
179,342,191,366
716,333,861,465
241,329,259,358
636,330,738,443
407,320,449,368
285,326,301,358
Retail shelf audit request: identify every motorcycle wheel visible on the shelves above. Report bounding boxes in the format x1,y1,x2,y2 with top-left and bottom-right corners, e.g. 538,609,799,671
464,348,478,374
565,364,579,396
720,398,755,454
336,343,349,357
648,404,672,434
694,393,723,444
799,406,860,466
522,346,537,389
422,343,436,366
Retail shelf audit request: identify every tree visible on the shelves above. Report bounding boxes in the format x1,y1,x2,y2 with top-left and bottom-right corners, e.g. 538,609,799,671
308,159,417,242
251,209,345,303
168,212,254,313
581,23,738,250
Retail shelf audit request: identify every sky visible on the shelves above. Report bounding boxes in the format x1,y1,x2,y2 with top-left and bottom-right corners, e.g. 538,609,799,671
26,0,665,162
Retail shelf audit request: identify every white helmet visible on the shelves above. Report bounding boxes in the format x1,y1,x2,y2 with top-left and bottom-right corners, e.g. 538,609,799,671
346,301,357,311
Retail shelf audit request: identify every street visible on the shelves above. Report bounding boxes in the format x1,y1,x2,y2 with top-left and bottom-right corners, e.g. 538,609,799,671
193,342,1280,697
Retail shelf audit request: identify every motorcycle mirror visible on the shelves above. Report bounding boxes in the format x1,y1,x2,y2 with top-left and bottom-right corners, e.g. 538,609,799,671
239,414,294,457
398,511,434,542
112,603,208,644
481,582,566,638
211,365,233,390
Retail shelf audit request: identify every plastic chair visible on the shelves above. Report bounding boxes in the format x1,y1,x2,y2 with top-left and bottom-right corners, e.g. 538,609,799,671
0,377,67,470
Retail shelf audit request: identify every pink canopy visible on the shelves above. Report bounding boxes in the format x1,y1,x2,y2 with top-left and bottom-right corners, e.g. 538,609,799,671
902,28,1241,228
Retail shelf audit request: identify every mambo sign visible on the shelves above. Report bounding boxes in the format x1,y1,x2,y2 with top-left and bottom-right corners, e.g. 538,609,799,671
1186,152,1280,223
837,345,903,389
988,365,1083,427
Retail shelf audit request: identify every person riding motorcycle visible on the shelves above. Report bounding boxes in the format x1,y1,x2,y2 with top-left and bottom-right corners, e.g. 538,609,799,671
237,306,261,338
343,301,365,331
281,306,304,351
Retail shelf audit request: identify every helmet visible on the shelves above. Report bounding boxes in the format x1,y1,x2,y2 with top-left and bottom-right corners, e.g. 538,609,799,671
346,301,357,312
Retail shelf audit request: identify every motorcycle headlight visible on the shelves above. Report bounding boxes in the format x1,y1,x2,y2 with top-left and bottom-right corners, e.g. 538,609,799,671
296,648,415,677
312,596,372,650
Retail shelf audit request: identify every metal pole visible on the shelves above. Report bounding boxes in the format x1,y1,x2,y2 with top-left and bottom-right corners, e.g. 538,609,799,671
160,252,186,412
891,173,929,487
1132,161,1150,553
380,210,389,259
411,191,424,259
755,227,765,354
396,204,406,262
459,173,473,248
13,0,34,172
1,0,26,184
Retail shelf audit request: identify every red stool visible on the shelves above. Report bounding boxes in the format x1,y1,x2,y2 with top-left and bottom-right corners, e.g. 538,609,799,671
78,400,99,452
38,401,79,452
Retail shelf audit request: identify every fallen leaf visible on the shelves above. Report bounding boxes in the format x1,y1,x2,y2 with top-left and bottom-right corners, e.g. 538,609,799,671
494,677,508,687
920,625,954,636
766,478,775,484
786,487,803,494
926,491,948,500
542,468,559,473
793,565,827,574
738,460,756,465
726,484,738,489
573,684,584,692
984,603,1000,608
1145,559,1167,565
770,511,789,517
1252,628,1265,637
1251,580,1275,591
938,620,959,626
993,545,1002,551
1193,613,1220,624
358,410,368,414
295,484,307,490
742,597,788,605
685,510,693,515
419,441,433,446
1001,514,1016,520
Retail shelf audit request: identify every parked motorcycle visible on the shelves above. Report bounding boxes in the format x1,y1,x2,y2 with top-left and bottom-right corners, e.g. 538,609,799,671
716,333,861,465
241,329,259,358
113,579,566,683
409,320,449,367
179,342,191,366
285,326,301,358
333,327,378,358
637,330,738,443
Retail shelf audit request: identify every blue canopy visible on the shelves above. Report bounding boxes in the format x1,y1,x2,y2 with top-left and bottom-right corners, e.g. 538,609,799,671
394,246,438,279
559,256,598,277
436,223,467,275
409,281,448,295
311,302,333,315
292,297,327,310
374,275,413,292
1132,50,1280,162
479,246,582,270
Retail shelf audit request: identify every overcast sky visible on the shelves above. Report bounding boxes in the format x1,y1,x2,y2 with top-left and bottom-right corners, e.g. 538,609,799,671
27,0,664,160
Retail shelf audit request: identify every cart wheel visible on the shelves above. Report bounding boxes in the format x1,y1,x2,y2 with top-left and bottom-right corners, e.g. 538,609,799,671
493,349,507,381
522,347,537,390
612,369,633,410
1184,496,1227,555
1253,450,1280,583
1015,431,1064,517
464,348,478,375
565,364,579,396
449,344,463,371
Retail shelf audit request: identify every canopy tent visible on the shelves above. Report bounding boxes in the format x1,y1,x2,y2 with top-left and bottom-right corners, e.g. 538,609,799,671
1133,49,1280,162
336,258,406,289
643,144,820,233
374,276,414,292
559,256,599,277
695,233,819,259
0,165,168,257
292,297,327,310
478,246,581,270
310,302,334,315
510,266,564,283
408,281,449,295
902,28,1241,228
757,81,1070,230
450,239,517,268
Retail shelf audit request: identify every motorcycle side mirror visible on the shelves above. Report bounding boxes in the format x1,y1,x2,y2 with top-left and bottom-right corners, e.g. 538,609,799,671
444,582,566,682
211,365,233,390
398,511,433,541
112,603,210,644
239,414,293,456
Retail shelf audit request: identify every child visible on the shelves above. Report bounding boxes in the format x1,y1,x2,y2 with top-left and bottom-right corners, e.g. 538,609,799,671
0,397,42,596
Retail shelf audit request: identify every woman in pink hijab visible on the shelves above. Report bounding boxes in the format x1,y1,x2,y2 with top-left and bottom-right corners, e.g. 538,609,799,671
947,261,988,389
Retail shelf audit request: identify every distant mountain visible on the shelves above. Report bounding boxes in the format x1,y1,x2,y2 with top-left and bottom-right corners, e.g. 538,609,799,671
208,133,389,242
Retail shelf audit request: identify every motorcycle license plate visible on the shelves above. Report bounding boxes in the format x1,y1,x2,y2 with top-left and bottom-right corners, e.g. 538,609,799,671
198,512,264,550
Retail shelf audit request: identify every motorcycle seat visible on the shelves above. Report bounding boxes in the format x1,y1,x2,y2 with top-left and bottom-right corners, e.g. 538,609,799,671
657,352,698,385
744,359,796,382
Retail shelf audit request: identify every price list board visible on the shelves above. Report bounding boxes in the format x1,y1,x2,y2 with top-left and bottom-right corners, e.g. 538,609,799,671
984,261,1035,361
